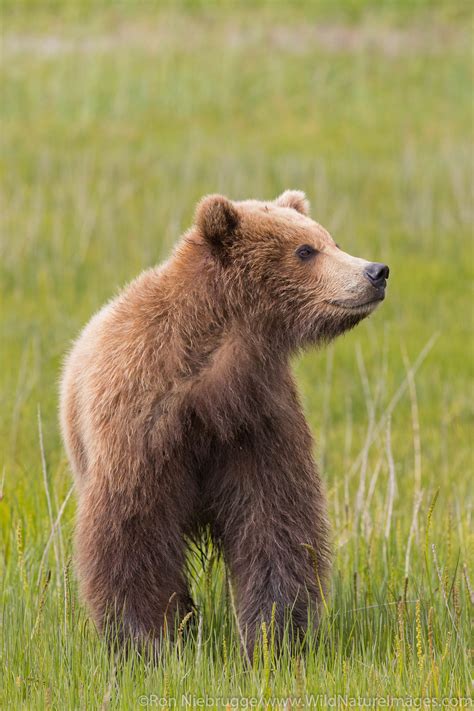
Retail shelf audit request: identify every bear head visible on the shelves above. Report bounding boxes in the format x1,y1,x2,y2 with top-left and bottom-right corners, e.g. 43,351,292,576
194,190,389,351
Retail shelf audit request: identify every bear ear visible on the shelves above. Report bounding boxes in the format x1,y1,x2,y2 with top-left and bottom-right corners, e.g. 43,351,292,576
195,194,240,254
275,190,310,216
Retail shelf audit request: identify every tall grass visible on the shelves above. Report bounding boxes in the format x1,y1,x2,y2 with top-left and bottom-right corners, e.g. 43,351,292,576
1,2,472,708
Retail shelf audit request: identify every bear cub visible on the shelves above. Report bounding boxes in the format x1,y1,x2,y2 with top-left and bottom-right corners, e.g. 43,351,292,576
60,190,389,654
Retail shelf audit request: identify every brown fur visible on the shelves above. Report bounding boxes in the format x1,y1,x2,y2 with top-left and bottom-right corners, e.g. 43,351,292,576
60,191,388,655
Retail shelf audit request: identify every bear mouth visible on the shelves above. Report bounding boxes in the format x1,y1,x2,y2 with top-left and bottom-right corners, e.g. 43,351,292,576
326,295,384,311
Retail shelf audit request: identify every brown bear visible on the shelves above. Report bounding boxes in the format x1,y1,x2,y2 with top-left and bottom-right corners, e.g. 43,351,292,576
59,190,389,655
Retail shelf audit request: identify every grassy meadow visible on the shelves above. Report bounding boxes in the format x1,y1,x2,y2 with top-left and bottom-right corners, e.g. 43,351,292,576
1,1,473,708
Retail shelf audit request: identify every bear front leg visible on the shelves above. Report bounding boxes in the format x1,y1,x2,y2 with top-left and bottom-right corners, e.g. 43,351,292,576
209,432,331,657
75,471,196,650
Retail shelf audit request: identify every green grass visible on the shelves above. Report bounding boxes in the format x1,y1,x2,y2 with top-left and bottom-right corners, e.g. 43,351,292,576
1,1,472,708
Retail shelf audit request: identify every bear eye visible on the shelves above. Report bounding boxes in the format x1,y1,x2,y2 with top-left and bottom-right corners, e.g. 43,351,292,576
295,244,317,261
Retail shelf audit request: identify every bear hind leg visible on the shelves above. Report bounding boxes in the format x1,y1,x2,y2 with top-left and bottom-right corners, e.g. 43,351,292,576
75,479,197,650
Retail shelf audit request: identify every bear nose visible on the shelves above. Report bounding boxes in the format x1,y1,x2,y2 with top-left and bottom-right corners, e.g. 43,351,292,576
364,262,390,288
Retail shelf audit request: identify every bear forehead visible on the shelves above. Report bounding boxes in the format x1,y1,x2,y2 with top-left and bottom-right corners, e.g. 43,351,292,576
237,198,306,217
236,199,333,243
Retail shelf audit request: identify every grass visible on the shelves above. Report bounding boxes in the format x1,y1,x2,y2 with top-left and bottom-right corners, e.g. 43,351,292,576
1,1,473,708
